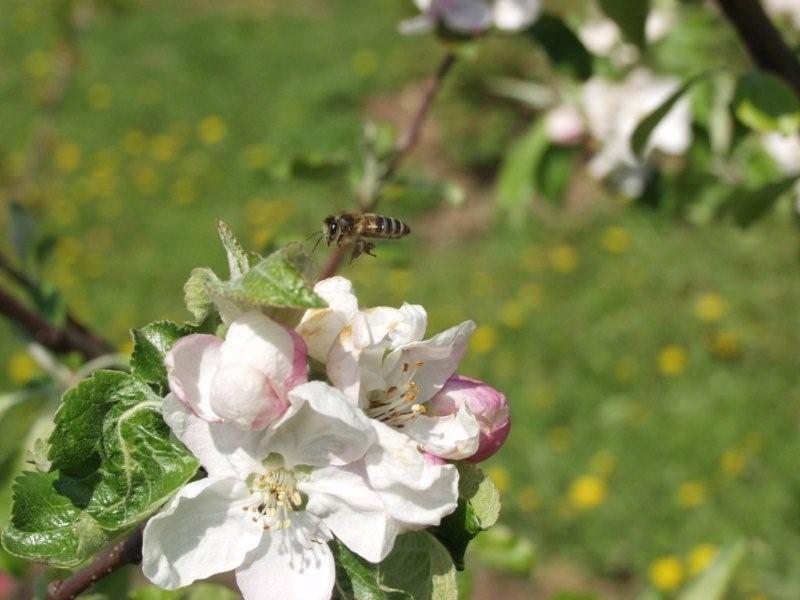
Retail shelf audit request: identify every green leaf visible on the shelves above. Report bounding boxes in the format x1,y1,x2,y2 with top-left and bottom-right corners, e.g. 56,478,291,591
678,541,746,600
470,525,536,575
0,387,53,479
224,247,325,310
216,220,250,279
597,0,650,49
720,177,799,227
48,371,199,529
528,14,592,81
2,471,108,568
380,532,457,600
431,463,500,570
183,267,223,323
332,539,391,600
8,202,36,264
734,71,800,134
537,145,580,205
496,122,548,223
131,321,191,390
631,72,709,158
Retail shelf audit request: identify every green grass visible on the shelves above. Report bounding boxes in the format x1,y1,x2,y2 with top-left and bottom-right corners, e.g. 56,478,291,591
1,1,800,598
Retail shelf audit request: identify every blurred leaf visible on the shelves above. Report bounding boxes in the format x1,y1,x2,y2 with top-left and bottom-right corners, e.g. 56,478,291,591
597,0,650,49
2,471,108,568
528,14,593,81
496,122,548,223
0,387,53,481
431,463,500,570
632,72,709,158
537,145,580,204
470,525,536,574
216,220,249,280
8,203,35,265
48,371,199,529
130,321,193,391
720,177,799,227
678,541,746,600
733,71,800,134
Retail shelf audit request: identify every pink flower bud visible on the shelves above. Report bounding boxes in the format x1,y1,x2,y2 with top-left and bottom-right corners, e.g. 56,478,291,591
429,375,510,463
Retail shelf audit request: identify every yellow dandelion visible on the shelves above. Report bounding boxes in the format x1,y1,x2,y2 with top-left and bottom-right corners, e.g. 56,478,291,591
548,244,579,274
133,166,162,195
118,339,134,356
568,475,606,510
150,135,180,163
649,555,684,592
658,345,687,377
52,198,78,227
55,142,82,172
590,450,616,478
486,467,510,494
708,330,741,360
7,351,40,385
694,293,727,323
676,481,708,508
87,83,112,111
721,447,746,477
517,486,540,513
601,225,631,254
687,544,718,576
198,116,227,146
548,426,570,451
24,50,51,78
517,282,543,308
470,325,499,355
54,237,82,266
499,300,526,329
123,130,147,156
351,48,379,78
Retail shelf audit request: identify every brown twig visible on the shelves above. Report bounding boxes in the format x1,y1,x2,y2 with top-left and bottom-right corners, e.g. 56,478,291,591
45,526,144,600
317,52,457,281
716,0,800,97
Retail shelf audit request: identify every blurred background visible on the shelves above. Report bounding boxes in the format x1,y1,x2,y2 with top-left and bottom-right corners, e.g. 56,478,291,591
1,0,800,598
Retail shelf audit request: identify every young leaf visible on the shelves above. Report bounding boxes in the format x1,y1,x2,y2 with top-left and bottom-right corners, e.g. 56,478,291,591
734,71,800,134
48,371,200,530
678,541,746,600
528,14,593,81
597,0,650,49
378,531,458,600
496,122,548,223
2,471,109,568
131,321,191,389
720,177,799,227
431,463,500,570
216,220,250,279
184,267,223,323
631,72,709,158
331,540,390,600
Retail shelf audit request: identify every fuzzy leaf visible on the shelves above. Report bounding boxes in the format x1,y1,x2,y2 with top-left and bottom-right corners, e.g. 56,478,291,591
332,540,391,600
48,371,199,530
431,463,500,570
597,0,650,49
2,471,108,568
216,220,250,279
131,321,191,390
379,532,457,600
184,267,223,323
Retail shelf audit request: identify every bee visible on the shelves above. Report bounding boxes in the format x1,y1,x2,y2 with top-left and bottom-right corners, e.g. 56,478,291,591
317,213,411,260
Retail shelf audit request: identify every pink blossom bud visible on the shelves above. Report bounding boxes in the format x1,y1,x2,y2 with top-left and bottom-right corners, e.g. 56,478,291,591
429,375,510,463
545,105,585,146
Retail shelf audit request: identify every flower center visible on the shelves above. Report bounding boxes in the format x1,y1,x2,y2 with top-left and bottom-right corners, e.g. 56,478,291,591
244,467,304,531
367,360,427,428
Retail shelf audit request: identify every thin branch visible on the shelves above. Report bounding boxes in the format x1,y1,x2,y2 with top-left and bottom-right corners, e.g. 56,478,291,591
318,52,457,281
716,0,800,97
45,526,144,600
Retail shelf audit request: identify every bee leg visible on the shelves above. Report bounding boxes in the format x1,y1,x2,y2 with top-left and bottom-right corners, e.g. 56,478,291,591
363,241,377,257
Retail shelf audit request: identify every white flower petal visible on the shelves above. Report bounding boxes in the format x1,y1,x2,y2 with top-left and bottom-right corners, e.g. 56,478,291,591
303,464,400,563
493,0,540,30
267,382,375,468
142,477,261,590
166,334,223,422
162,393,266,480
364,421,459,528
437,0,493,34
398,14,436,35
402,404,480,460
296,277,359,363
388,320,476,403
235,520,335,600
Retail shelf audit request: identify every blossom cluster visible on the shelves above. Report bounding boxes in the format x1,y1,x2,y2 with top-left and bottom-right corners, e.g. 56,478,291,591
141,276,510,599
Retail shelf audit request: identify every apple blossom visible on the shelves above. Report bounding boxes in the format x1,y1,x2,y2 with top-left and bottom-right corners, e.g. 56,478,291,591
762,132,800,175
144,381,458,600
400,0,540,36
166,311,307,429
764,0,800,29
298,277,485,461
428,375,510,462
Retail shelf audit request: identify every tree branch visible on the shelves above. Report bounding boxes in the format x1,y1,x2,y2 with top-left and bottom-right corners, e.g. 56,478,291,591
716,0,800,97
318,52,457,281
45,526,144,600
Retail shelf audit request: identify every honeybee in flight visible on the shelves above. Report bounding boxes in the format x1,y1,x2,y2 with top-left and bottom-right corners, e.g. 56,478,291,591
316,212,411,261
